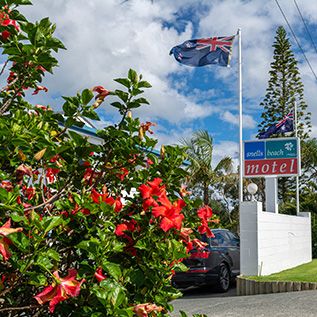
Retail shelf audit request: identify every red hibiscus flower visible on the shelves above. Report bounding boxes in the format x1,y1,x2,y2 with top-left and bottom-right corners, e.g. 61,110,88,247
152,193,185,232
35,104,51,111
146,158,154,167
197,205,214,238
32,85,48,95
49,155,60,163
0,181,13,192
116,167,129,181
115,219,137,236
115,223,128,236
185,240,193,253
46,168,60,183
133,303,163,317
92,86,110,99
22,185,36,200
91,189,123,212
94,267,107,282
142,196,158,211
138,178,165,200
83,168,100,185
140,122,156,134
0,219,23,261
1,30,10,40
197,205,213,220
71,203,90,216
36,65,46,72
1,18,19,30
34,269,85,313
180,184,191,197
16,164,32,177
197,219,214,238
192,238,208,250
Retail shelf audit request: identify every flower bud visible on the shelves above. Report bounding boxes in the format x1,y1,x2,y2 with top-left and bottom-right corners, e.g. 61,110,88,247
18,150,26,161
92,97,105,109
138,126,144,140
34,148,47,161
127,111,132,119
160,145,165,159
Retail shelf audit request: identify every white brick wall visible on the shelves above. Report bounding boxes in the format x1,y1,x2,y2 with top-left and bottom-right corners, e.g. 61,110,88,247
240,201,311,276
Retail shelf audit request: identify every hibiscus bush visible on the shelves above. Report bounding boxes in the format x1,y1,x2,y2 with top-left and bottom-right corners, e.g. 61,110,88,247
0,1,217,316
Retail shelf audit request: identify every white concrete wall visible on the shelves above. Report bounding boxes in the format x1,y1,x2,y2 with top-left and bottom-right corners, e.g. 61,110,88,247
240,201,311,276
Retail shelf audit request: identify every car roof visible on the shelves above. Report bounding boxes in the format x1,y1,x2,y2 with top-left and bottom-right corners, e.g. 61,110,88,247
212,228,229,232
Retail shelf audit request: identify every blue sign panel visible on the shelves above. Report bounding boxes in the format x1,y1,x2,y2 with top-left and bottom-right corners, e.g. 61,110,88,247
266,139,297,159
244,141,265,160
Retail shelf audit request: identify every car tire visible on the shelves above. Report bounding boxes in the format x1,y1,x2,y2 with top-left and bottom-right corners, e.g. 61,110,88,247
215,263,230,292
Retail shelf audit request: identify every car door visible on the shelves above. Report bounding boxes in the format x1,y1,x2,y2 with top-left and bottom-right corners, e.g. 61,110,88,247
207,231,231,269
224,231,240,276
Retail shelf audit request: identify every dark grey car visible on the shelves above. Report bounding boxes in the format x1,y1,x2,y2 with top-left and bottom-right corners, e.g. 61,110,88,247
172,229,240,292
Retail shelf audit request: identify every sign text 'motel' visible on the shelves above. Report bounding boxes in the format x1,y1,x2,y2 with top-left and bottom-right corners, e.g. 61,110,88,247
243,138,300,177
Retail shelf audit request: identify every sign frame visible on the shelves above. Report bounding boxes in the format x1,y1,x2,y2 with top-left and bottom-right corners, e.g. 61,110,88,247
243,137,301,178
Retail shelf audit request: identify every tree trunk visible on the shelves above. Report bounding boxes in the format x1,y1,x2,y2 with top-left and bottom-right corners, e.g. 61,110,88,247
203,183,209,205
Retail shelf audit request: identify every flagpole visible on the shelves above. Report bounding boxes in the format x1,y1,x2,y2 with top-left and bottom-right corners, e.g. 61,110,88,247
238,28,243,203
295,101,300,215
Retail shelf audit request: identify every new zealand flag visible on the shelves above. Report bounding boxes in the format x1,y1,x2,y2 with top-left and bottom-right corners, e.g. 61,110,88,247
258,112,294,139
169,36,235,67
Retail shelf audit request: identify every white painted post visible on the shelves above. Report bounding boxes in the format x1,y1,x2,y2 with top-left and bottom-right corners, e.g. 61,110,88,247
265,177,278,213
239,201,261,276
238,28,243,203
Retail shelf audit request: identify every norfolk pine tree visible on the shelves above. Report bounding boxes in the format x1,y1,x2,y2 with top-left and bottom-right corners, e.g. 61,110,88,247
257,26,312,209
258,26,311,139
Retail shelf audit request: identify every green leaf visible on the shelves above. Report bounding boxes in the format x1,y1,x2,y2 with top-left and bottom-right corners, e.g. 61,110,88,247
9,232,30,250
127,101,142,109
82,89,94,105
128,69,138,84
36,253,53,270
46,37,66,51
114,78,131,89
111,101,124,109
138,80,152,88
82,110,100,121
77,238,100,256
63,101,78,116
99,279,126,308
115,308,134,317
129,269,145,287
10,213,29,225
47,249,60,262
103,262,122,280
135,97,149,105
115,90,129,103
42,216,64,235
68,130,85,145
27,272,47,286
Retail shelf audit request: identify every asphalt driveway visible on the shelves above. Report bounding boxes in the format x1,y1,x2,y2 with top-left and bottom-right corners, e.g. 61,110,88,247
171,288,317,316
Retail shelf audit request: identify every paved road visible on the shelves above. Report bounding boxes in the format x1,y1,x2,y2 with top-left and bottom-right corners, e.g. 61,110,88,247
170,286,317,316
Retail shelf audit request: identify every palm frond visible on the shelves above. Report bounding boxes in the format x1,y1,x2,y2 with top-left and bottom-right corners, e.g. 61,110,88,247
214,156,233,174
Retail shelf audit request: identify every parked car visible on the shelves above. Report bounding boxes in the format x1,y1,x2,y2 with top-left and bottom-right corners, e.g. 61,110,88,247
172,229,240,292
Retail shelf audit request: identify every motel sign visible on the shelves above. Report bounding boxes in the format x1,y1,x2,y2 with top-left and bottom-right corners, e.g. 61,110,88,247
243,138,300,178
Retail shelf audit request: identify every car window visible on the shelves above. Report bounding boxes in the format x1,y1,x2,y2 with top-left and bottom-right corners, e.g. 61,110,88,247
226,231,240,246
210,232,230,247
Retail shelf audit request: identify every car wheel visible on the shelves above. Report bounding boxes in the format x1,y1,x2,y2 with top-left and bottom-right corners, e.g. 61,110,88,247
215,263,230,292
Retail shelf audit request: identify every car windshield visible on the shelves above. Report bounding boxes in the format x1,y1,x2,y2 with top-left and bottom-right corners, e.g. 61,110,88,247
201,231,230,247
200,233,219,246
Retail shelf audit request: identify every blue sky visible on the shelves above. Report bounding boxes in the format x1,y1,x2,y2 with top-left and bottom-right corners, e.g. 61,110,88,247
9,0,317,167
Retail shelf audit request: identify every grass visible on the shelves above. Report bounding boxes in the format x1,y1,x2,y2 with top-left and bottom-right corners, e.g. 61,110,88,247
247,259,317,283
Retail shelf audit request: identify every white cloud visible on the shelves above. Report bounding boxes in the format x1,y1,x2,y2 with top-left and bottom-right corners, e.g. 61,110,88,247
213,141,239,170
18,0,317,148
221,111,256,129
